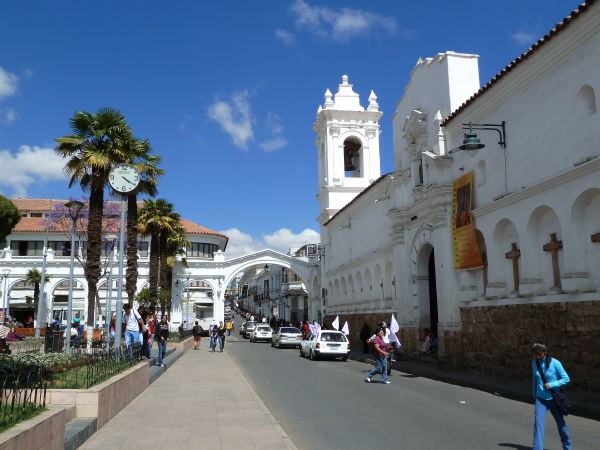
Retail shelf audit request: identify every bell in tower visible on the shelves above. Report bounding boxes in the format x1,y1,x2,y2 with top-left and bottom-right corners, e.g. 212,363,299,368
344,138,361,174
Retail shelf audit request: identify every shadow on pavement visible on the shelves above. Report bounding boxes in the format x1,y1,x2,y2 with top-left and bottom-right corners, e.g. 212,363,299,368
498,443,536,450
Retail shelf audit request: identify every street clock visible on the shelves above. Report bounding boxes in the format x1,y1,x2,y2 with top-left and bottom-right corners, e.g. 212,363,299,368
109,164,140,193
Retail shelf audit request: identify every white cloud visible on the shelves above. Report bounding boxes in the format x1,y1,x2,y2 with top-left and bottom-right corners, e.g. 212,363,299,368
0,108,17,125
275,29,295,45
259,112,287,152
259,138,288,152
222,227,320,259
0,67,18,100
263,228,320,251
207,91,254,150
291,0,397,42
0,145,66,196
511,30,536,46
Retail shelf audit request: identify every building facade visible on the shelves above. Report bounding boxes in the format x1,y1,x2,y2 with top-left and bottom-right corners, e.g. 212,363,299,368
316,1,600,388
0,198,229,328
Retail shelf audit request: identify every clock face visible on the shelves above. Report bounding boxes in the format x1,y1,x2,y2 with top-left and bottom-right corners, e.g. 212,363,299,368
109,164,140,193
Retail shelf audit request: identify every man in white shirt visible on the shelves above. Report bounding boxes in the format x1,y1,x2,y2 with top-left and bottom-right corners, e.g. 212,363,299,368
123,304,143,350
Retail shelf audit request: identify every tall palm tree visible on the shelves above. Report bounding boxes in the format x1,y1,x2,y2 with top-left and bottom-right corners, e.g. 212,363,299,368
25,269,50,324
138,199,180,304
56,108,134,328
125,140,163,304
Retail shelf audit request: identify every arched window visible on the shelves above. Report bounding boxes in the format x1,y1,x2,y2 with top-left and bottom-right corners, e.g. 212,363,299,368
577,85,597,116
343,138,362,177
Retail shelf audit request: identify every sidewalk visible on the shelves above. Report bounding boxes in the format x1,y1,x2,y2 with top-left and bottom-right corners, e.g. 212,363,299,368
349,350,600,420
80,343,297,450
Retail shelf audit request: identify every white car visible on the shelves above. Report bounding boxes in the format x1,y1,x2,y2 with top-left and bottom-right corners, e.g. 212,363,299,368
271,327,303,348
300,330,350,361
250,325,273,343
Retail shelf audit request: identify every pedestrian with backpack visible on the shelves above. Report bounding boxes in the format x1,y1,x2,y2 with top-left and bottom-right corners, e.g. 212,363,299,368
192,321,203,350
531,342,571,450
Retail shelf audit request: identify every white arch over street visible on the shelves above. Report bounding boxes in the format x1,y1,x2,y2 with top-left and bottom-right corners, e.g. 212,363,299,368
171,249,316,325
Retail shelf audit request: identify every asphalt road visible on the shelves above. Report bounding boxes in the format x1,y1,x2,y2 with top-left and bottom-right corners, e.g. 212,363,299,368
226,330,600,450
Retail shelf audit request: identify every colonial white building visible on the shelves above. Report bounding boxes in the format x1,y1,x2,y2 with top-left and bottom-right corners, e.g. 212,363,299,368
0,199,317,330
314,1,599,385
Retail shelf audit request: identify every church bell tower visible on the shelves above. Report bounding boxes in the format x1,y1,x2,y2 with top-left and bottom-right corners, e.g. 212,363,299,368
313,75,383,225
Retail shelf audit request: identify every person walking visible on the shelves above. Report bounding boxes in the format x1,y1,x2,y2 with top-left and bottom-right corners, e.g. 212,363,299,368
217,321,226,352
192,321,202,350
365,328,391,384
156,315,169,368
122,304,143,352
146,309,157,358
209,320,218,352
531,342,571,450
225,319,233,336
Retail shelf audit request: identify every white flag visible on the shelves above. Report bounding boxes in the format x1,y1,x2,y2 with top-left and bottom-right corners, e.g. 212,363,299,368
332,316,340,331
341,321,349,336
389,314,401,347
390,314,400,334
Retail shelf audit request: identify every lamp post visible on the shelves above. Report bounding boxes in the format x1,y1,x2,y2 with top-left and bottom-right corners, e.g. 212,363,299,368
2,269,10,324
104,234,118,350
186,273,191,329
64,200,85,353
34,229,49,337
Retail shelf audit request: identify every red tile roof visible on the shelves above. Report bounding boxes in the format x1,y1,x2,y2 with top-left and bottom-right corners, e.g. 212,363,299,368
9,198,228,244
442,0,596,126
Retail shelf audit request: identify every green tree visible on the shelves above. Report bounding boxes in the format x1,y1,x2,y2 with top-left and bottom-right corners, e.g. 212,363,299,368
56,108,134,328
138,199,181,305
25,268,50,323
125,140,163,304
0,195,21,246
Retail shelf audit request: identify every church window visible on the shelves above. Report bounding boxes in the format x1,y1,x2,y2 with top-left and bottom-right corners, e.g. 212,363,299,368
417,161,424,186
343,138,362,177
577,85,597,116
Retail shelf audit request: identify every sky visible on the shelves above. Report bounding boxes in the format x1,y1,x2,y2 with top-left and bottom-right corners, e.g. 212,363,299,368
0,0,578,257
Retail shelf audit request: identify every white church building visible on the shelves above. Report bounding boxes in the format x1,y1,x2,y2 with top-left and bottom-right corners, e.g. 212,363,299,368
315,1,599,387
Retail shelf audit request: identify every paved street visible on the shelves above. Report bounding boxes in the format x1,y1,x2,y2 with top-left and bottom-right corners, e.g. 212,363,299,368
227,333,600,450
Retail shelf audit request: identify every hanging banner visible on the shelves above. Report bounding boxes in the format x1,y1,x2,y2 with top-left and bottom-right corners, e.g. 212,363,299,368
452,172,483,270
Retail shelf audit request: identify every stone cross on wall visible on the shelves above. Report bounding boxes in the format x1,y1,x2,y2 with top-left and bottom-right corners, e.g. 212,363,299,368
504,243,521,293
543,233,563,289
591,232,600,243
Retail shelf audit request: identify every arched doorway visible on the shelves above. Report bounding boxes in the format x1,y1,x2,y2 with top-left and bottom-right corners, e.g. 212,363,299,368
417,244,438,335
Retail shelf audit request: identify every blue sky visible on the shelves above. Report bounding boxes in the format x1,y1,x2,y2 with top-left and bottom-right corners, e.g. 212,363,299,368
0,0,576,256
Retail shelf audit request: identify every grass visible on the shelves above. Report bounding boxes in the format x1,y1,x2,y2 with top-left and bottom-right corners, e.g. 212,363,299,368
0,404,46,433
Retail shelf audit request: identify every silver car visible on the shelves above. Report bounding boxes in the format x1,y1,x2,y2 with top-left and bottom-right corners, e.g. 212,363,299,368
271,327,303,348
242,321,257,338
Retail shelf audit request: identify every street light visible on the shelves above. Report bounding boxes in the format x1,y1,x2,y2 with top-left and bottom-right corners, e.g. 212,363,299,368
449,121,507,153
2,268,10,324
104,234,118,350
64,199,85,353
186,273,191,329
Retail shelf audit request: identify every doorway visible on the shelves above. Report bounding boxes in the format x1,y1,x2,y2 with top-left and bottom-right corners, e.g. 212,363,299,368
417,244,439,336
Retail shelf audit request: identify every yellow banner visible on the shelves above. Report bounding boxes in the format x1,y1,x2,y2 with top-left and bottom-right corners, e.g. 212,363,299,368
452,172,483,270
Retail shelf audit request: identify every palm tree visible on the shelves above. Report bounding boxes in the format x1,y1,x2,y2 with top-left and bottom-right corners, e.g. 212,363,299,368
25,269,50,324
125,140,163,304
56,108,134,329
138,199,180,305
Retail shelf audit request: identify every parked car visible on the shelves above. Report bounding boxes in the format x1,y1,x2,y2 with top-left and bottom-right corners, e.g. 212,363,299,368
300,330,350,361
239,322,246,335
250,325,273,343
271,327,303,349
242,321,257,338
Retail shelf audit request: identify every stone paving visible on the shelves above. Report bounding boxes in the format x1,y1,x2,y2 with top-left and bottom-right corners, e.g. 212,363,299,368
80,341,297,450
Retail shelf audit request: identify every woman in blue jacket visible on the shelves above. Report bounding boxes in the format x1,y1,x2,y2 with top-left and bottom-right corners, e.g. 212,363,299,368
531,342,571,450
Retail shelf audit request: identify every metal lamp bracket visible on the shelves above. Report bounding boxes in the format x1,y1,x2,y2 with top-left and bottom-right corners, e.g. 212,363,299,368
462,121,507,148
